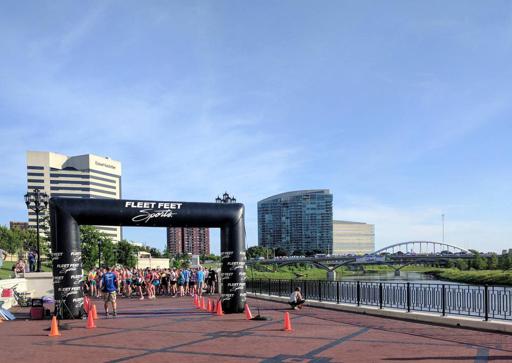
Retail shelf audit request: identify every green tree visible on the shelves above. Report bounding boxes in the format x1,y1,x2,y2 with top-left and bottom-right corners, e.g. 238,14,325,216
274,247,288,257
246,246,272,259
0,225,23,256
487,254,499,270
455,259,468,271
115,240,138,268
149,247,162,258
471,252,487,270
80,225,115,271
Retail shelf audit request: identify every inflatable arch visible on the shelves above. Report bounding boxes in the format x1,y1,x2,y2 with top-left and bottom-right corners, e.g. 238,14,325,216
50,197,246,318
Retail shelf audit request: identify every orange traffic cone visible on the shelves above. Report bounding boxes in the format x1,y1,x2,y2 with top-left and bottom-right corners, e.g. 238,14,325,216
84,296,89,312
201,297,207,310
216,300,224,316
48,316,61,337
92,304,98,320
283,312,292,331
86,310,96,329
207,299,213,313
194,294,198,307
245,304,253,320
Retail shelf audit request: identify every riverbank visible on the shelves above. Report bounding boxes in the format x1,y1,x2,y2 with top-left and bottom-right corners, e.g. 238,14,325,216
248,264,512,286
426,268,512,286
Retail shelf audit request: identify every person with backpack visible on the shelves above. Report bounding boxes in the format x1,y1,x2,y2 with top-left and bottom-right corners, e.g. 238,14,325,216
100,266,118,318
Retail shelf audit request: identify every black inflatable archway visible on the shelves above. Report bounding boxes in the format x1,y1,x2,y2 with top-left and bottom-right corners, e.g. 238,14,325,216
50,197,246,318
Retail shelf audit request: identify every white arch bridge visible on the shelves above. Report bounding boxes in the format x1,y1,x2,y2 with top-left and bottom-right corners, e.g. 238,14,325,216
373,241,471,255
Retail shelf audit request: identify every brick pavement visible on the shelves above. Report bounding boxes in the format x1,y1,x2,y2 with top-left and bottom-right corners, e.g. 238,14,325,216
1,295,512,362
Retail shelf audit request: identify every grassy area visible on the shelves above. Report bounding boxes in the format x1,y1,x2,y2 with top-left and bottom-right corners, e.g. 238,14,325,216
0,261,15,279
0,260,52,280
425,269,512,286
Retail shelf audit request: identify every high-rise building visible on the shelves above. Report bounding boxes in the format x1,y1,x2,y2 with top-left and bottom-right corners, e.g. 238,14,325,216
332,220,375,255
26,151,122,241
258,189,333,253
167,227,210,255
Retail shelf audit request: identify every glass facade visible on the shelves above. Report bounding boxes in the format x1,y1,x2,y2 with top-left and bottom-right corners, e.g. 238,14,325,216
258,190,333,253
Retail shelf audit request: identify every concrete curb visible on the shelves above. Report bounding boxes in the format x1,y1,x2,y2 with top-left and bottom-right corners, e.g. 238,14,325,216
248,292,512,334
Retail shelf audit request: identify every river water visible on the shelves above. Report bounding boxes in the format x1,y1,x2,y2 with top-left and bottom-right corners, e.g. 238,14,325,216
339,271,463,285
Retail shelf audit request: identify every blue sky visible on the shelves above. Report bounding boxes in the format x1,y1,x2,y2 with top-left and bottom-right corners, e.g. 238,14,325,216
1,1,511,253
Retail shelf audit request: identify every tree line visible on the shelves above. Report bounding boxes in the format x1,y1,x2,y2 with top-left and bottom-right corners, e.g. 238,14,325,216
1,224,220,272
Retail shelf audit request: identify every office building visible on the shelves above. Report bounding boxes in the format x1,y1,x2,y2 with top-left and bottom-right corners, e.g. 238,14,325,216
10,221,29,230
258,189,333,253
26,151,122,241
332,220,375,255
167,227,210,255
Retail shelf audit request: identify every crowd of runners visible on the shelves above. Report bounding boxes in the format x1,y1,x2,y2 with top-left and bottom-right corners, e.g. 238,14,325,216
84,266,218,301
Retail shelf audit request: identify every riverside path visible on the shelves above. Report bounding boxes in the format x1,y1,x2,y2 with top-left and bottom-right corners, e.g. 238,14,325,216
1,296,511,362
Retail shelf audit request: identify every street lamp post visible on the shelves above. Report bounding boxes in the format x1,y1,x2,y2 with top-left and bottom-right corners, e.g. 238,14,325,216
215,191,236,204
24,188,49,272
98,240,102,268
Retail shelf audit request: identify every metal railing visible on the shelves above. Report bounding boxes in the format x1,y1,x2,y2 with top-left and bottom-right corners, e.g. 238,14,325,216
247,279,512,321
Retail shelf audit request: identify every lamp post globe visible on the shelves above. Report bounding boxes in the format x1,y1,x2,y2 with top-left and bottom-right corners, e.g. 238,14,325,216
216,192,236,204
24,188,49,272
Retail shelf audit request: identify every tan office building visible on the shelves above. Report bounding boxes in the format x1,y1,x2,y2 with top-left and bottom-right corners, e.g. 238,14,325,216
332,220,375,255
26,151,122,241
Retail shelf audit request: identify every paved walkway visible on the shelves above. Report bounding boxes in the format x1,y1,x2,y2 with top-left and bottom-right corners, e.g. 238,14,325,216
1,296,512,362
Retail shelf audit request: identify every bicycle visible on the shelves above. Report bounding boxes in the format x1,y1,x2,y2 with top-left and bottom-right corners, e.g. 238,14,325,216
1,284,32,307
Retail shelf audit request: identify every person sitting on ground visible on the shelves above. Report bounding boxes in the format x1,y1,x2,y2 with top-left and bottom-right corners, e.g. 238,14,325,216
100,266,118,318
14,259,26,277
289,287,306,310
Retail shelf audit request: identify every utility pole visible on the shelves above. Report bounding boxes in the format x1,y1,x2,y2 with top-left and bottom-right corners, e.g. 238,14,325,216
442,214,445,244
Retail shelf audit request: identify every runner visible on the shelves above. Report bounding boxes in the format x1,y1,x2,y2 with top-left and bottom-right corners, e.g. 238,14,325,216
100,266,118,318
169,268,177,296
145,268,155,299
181,267,191,295
196,267,205,297
189,269,197,296
177,269,185,297
151,269,160,298
87,269,97,298
132,269,144,300
207,268,217,294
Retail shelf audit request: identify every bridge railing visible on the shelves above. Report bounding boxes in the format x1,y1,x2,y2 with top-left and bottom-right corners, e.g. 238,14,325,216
246,279,512,321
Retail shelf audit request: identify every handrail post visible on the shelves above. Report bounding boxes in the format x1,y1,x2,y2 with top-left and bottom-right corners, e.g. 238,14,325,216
379,283,383,309
337,281,340,304
406,282,411,312
318,280,322,301
278,280,281,297
441,284,446,316
290,279,293,295
357,281,361,306
484,284,489,321
268,278,271,296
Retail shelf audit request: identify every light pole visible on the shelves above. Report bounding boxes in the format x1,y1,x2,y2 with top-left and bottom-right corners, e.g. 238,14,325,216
24,188,49,272
442,214,445,244
98,239,102,268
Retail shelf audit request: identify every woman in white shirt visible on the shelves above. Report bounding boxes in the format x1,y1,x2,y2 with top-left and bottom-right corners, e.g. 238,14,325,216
289,287,305,310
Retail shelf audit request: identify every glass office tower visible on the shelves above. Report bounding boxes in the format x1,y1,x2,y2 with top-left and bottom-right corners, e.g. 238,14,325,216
258,190,333,254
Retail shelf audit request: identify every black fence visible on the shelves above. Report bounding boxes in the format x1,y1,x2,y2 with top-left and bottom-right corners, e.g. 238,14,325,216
247,279,512,321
